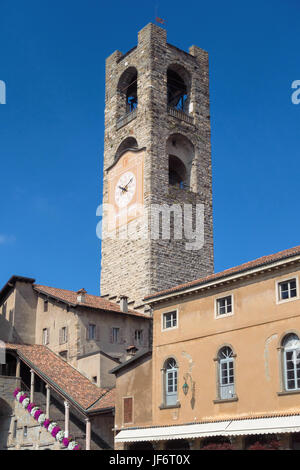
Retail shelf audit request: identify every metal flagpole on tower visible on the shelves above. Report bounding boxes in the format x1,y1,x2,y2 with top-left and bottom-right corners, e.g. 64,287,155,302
154,2,166,27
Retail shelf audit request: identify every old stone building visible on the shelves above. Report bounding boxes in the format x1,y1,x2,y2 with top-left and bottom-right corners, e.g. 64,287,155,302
100,23,214,308
1,343,115,450
0,276,150,388
0,275,151,449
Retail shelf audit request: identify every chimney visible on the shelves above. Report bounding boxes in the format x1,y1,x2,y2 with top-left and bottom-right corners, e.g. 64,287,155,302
77,288,87,303
126,345,138,361
120,295,128,313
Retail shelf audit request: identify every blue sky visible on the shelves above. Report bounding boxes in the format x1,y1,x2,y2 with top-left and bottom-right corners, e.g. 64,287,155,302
0,0,299,295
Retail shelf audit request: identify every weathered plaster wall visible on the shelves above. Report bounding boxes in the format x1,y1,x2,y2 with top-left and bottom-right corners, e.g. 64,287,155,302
35,296,79,365
114,355,152,433
14,282,37,344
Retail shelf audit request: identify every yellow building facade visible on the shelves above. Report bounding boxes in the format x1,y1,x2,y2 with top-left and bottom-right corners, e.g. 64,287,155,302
114,246,300,450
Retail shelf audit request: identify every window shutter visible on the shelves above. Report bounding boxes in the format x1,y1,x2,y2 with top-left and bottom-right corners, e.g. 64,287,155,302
109,328,113,344
65,326,68,343
59,328,62,345
96,325,100,341
142,330,147,347
86,325,89,340
123,397,133,424
47,328,50,344
119,328,124,344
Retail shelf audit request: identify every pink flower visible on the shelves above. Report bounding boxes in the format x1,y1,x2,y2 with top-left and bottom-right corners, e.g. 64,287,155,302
19,393,27,403
27,403,35,413
62,437,70,447
51,426,61,438
13,388,20,397
43,419,51,429
34,409,42,420
73,445,80,450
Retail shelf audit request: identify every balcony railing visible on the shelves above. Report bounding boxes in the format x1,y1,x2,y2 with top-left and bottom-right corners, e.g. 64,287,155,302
167,106,194,124
116,109,137,130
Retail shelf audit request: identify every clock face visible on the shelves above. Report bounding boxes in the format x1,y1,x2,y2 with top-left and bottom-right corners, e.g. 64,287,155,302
114,171,136,208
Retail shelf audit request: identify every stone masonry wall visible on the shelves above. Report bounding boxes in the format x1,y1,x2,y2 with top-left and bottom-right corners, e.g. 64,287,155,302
100,23,214,307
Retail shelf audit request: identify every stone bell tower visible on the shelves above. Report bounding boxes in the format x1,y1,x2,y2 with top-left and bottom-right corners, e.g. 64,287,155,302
100,23,214,308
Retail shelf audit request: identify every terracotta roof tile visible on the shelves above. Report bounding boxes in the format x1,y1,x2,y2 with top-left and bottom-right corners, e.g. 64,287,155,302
6,343,114,412
33,285,148,318
145,245,300,300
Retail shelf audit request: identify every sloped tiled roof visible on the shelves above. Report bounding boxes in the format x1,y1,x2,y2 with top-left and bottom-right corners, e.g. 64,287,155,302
6,343,114,413
145,245,300,301
34,285,148,318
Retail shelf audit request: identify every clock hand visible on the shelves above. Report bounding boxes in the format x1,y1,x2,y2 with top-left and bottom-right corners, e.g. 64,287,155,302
118,185,127,193
124,177,133,190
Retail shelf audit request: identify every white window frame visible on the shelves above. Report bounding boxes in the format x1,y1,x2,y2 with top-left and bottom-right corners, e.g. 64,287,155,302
112,327,120,344
61,326,67,344
276,276,299,304
165,359,178,406
42,328,49,345
88,323,96,340
218,348,235,400
283,334,300,391
215,294,234,319
162,310,178,331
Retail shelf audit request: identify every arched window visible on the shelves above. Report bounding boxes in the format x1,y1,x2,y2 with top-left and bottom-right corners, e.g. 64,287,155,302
164,358,178,406
167,65,190,113
167,134,194,189
218,346,235,400
282,333,300,391
169,155,186,186
115,137,138,160
117,67,138,118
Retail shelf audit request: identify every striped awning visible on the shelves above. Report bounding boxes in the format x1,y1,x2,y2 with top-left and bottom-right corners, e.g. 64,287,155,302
115,415,300,443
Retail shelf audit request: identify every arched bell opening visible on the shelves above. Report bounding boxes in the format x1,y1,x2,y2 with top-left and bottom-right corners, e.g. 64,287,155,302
117,67,138,118
167,134,194,190
167,64,191,114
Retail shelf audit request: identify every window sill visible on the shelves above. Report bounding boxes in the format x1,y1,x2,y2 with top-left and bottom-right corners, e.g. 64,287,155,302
277,297,299,305
213,397,238,404
159,403,181,410
277,390,300,396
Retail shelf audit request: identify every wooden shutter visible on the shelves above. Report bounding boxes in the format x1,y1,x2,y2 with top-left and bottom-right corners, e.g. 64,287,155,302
65,326,68,343
96,325,100,341
59,328,62,345
109,328,113,344
119,328,124,344
123,397,133,424
141,329,147,347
